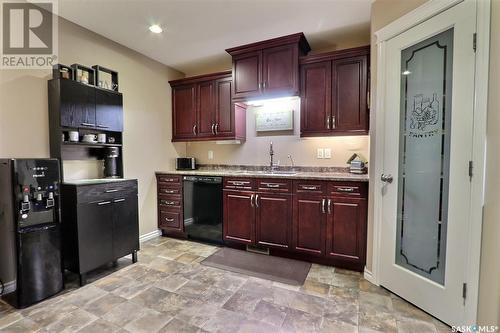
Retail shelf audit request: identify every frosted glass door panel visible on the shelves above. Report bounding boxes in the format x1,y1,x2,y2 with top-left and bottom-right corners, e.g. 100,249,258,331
395,29,453,285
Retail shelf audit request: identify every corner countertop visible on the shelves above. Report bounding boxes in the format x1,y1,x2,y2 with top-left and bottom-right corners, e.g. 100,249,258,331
155,168,369,182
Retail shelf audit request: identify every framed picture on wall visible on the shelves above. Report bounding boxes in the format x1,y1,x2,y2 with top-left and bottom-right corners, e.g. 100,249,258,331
255,109,294,132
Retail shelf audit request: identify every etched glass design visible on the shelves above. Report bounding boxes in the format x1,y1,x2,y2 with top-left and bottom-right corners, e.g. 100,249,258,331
395,28,453,285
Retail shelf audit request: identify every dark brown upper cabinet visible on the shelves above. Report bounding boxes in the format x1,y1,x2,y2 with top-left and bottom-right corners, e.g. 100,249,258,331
170,71,246,142
172,84,197,140
300,45,370,137
226,33,311,100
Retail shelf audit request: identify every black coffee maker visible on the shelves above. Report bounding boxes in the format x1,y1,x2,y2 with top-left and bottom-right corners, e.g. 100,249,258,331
104,147,120,178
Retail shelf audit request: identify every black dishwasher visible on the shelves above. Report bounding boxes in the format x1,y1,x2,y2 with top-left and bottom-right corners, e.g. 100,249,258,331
183,176,223,245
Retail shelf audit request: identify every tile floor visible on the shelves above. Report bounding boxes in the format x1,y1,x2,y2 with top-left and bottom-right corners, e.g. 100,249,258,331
0,236,451,333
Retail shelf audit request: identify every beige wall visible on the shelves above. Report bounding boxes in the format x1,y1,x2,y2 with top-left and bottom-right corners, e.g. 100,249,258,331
478,0,500,326
370,0,500,326
0,17,185,237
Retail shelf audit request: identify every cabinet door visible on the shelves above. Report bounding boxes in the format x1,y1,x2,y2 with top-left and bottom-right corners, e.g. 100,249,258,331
77,201,114,273
215,77,234,137
232,51,262,99
262,44,298,96
255,193,291,249
60,79,96,129
112,196,139,259
223,190,255,244
197,81,216,137
332,55,369,134
292,195,326,255
95,89,123,132
326,197,367,264
300,61,332,136
172,84,197,140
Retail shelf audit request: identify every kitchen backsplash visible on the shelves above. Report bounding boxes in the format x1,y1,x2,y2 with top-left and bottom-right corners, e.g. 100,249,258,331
186,100,370,167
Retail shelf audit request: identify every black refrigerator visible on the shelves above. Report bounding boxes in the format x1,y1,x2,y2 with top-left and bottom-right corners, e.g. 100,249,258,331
0,159,63,308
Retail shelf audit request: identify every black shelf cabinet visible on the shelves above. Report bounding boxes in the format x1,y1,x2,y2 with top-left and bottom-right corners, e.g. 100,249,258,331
48,78,124,179
61,180,139,285
59,78,96,129
96,88,123,132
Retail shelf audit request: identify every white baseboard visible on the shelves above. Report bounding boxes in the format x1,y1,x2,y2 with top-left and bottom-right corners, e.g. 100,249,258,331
139,229,162,243
363,268,378,285
1,280,16,296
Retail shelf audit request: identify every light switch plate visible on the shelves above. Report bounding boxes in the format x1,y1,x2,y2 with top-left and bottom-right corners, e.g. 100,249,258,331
324,148,332,159
208,150,214,160
317,148,324,159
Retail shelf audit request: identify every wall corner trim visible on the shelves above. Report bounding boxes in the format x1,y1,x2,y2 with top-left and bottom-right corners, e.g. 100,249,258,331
139,229,162,243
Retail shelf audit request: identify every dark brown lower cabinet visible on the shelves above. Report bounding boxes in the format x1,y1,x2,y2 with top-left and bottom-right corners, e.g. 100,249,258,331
292,195,325,256
255,193,292,249
223,190,255,244
157,173,368,271
326,197,367,264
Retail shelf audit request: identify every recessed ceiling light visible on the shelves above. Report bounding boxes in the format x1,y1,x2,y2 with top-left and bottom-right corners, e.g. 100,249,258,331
149,24,163,33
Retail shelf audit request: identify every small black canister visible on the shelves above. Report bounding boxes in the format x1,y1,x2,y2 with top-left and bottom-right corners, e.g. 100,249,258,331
104,147,119,178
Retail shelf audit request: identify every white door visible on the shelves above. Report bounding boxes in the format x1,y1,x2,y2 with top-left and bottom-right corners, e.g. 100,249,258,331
379,0,476,326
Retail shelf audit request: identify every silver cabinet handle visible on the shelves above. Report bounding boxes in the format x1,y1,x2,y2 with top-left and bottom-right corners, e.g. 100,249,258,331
230,181,249,186
98,201,111,205
161,200,175,205
302,186,318,190
215,123,219,135
262,81,266,89
327,199,332,214
331,115,336,129
265,183,280,188
250,194,255,207
381,174,393,183
162,178,175,182
163,189,176,194
105,189,119,193
114,198,125,203
97,124,109,128
81,122,95,127
211,123,215,135
255,194,259,208
192,124,197,135
336,187,355,193
165,217,174,222
326,115,330,129
258,82,262,90
321,199,326,214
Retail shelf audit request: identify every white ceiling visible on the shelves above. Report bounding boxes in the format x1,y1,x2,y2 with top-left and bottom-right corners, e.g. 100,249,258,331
58,0,371,75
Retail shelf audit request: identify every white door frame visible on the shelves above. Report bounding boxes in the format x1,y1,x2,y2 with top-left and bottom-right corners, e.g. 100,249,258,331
371,0,490,323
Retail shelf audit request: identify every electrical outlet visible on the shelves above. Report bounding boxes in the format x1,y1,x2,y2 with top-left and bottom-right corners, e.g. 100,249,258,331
317,148,324,159
324,148,332,159
208,150,214,160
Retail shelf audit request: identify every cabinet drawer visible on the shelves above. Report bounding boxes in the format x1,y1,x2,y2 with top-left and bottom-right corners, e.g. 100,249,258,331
159,210,181,229
157,174,182,185
293,180,327,195
158,186,182,196
73,181,138,204
158,195,182,209
224,178,255,190
328,182,367,198
256,178,292,193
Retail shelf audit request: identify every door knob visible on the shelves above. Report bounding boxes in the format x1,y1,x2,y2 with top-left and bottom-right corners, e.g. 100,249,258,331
381,174,393,183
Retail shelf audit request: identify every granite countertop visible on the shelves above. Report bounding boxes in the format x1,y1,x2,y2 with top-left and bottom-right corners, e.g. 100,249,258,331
62,178,136,185
156,166,369,182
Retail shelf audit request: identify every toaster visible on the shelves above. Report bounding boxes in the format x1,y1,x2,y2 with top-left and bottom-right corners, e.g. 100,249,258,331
176,157,196,170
